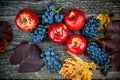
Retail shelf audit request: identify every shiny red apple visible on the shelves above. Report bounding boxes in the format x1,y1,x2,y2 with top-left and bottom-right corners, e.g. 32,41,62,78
15,8,39,32
64,9,86,31
48,23,69,44
66,34,87,54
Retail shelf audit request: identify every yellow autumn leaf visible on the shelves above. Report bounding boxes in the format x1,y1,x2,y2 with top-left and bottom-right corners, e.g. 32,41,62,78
59,51,96,80
96,13,110,30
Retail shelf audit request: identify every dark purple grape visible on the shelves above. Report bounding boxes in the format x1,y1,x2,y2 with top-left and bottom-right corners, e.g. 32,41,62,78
82,16,100,38
40,47,62,73
41,4,64,25
87,41,112,76
30,24,47,43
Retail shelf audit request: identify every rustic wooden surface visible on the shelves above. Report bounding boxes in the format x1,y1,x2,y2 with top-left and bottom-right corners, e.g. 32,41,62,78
0,0,120,79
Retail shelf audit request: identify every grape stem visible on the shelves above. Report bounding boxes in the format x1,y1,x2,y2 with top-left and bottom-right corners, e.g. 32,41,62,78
91,37,102,43
44,24,50,29
67,51,84,63
109,53,118,59
52,6,65,14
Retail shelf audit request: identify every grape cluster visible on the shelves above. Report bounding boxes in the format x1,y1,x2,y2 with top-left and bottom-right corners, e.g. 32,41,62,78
86,42,112,76
41,4,64,25
40,47,62,73
30,24,47,43
82,16,100,38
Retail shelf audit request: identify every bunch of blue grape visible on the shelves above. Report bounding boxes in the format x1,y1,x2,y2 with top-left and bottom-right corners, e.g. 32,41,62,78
30,24,47,43
86,42,112,76
82,16,100,38
41,4,64,25
40,47,62,73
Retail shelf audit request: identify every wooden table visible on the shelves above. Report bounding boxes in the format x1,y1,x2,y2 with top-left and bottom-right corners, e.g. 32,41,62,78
0,0,120,79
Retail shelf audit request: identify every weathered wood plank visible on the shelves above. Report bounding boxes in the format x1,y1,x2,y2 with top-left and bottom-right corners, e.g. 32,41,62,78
0,0,120,79
0,0,120,16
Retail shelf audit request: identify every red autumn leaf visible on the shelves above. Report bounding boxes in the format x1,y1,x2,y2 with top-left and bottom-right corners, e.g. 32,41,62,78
0,21,13,53
101,38,120,53
111,54,120,71
9,41,44,72
100,20,120,53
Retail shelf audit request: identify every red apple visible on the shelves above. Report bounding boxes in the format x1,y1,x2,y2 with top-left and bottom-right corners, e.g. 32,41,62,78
64,9,86,31
48,23,69,44
15,8,39,32
66,34,87,54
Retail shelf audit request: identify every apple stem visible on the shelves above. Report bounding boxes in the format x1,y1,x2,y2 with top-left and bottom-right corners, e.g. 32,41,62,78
52,6,65,14
23,18,27,23
56,31,60,35
55,28,62,35
44,24,50,29
70,12,75,19
67,51,84,63
74,41,78,46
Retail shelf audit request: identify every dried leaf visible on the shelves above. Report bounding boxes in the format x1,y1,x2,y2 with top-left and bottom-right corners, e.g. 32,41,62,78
100,20,120,53
0,21,13,53
108,33,120,41
107,20,120,33
59,52,96,80
111,54,120,71
96,13,110,30
9,41,44,72
101,38,120,53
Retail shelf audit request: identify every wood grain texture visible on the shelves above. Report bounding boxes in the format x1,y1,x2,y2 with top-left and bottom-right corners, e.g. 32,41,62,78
0,0,120,79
